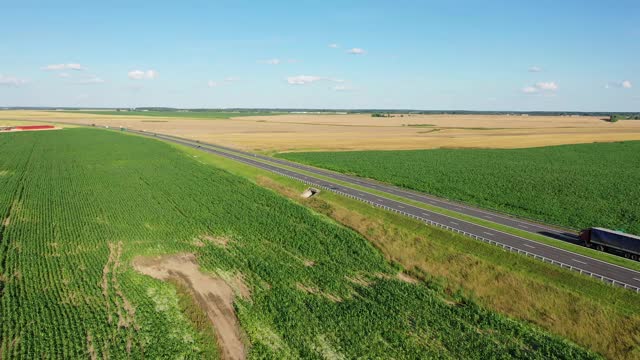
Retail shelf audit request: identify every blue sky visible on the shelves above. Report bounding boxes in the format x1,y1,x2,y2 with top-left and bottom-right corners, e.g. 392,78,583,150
1,0,638,110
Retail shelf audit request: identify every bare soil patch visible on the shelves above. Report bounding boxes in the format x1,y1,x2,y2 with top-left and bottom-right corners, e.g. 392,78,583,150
396,272,420,284
296,283,343,302
132,253,247,360
201,234,231,248
346,275,373,287
373,272,419,285
303,259,315,267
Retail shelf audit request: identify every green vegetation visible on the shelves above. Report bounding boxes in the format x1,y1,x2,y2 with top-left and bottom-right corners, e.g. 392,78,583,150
279,142,640,235
62,110,276,119
610,114,640,122
172,138,640,271
371,112,403,118
170,280,220,359
180,143,640,360
0,129,596,358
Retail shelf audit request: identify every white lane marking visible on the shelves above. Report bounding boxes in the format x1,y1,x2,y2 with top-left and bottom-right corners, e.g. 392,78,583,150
450,221,459,225
572,259,587,265
519,225,529,229
422,212,431,216
522,244,535,249
398,205,405,209
483,231,494,236
483,215,493,219
377,199,385,202
634,278,640,282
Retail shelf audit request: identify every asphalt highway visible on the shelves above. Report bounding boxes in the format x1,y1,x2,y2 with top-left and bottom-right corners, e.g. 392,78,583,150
123,129,640,292
179,136,577,242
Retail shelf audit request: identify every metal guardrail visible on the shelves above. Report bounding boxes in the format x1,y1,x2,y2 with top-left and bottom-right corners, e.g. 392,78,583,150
269,171,640,293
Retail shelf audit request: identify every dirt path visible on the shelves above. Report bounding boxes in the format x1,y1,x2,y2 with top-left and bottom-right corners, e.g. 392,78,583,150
132,253,247,360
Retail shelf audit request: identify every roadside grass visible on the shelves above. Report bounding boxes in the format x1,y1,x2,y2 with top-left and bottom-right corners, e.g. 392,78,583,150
175,143,640,360
180,140,640,273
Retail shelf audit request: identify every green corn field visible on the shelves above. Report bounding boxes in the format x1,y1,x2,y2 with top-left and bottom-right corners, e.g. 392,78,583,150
0,129,596,359
279,143,640,235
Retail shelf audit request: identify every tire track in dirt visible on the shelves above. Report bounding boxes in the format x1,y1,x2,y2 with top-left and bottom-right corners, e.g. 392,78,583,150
132,253,248,360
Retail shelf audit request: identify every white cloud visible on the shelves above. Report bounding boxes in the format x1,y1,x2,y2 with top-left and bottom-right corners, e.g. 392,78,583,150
522,81,558,94
0,75,28,87
58,72,70,78
328,43,339,48
535,81,558,91
286,75,346,85
75,76,105,85
259,59,299,65
259,58,282,65
332,85,356,92
128,70,145,80
207,77,238,88
604,80,632,89
347,48,366,55
42,63,84,71
128,69,157,80
528,66,542,72
287,75,323,85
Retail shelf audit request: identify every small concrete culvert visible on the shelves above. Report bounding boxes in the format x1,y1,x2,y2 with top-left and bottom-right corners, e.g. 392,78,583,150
301,187,320,199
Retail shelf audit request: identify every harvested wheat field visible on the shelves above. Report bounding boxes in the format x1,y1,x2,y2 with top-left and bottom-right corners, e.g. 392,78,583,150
2,110,640,152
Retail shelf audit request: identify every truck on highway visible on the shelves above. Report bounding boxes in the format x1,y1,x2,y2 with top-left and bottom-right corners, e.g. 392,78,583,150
580,227,640,261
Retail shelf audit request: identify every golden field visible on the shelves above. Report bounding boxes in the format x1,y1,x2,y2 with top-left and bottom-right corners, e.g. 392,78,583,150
2,110,640,152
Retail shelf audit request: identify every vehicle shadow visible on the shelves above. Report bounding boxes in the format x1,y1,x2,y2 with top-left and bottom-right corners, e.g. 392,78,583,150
538,231,582,245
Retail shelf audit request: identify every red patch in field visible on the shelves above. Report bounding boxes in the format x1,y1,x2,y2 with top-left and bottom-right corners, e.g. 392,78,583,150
0,125,60,133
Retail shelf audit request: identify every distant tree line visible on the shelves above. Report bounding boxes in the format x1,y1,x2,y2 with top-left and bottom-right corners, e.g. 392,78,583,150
610,114,640,122
4,106,639,118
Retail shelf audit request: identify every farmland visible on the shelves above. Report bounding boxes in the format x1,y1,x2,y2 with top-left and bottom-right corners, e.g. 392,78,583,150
61,110,279,119
0,128,596,359
3,110,640,152
278,141,640,235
